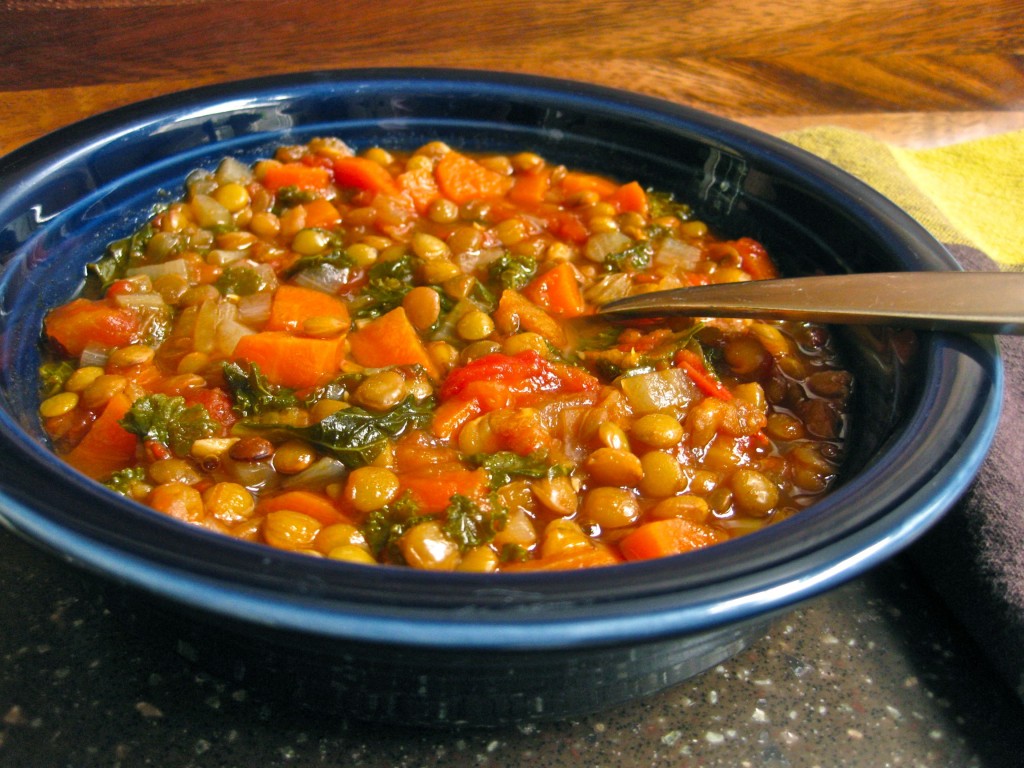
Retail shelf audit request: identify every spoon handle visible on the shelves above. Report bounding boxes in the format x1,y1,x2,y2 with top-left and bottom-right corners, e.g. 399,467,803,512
597,272,1024,335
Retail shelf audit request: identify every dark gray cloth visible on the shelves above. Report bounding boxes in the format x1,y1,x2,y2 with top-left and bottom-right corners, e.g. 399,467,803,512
910,244,1024,701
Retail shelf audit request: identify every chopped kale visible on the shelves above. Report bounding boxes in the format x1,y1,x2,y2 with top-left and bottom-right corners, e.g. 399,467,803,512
604,241,653,273
281,246,353,279
222,362,299,416
500,543,530,563
215,264,267,296
443,493,508,552
119,393,217,457
240,395,434,468
350,253,418,319
38,360,76,398
103,466,148,497
488,252,537,291
469,450,564,489
274,185,319,208
646,190,693,221
363,492,430,562
83,223,156,298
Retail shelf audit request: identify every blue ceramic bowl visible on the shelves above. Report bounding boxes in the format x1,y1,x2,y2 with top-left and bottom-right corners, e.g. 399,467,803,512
0,70,1002,726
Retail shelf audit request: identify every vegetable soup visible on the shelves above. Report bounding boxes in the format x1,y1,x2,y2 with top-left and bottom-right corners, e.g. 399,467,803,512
37,138,852,571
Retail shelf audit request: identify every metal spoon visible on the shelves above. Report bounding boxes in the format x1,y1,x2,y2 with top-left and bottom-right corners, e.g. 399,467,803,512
597,272,1024,335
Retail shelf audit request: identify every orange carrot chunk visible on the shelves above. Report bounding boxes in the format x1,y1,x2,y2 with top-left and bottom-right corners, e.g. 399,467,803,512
261,162,331,193
44,298,142,357
232,331,345,390
264,284,351,333
301,198,342,229
619,517,728,561
608,180,648,215
333,156,399,195
64,392,138,479
522,262,586,317
435,151,513,204
347,307,441,380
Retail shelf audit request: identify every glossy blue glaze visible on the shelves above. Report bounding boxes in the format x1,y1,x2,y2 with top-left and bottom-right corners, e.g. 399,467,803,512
0,70,1003,723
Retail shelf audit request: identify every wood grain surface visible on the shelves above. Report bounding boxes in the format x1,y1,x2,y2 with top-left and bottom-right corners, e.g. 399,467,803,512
2,0,1023,155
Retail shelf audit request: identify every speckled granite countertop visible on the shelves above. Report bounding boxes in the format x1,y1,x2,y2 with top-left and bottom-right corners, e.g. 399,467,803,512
1,526,1021,768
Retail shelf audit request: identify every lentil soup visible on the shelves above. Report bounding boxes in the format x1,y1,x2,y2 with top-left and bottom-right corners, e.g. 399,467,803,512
37,138,853,572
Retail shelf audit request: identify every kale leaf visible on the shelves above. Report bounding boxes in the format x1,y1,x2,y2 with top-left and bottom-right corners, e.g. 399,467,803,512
240,395,434,468
103,466,148,496
604,241,653,273
469,450,563,489
222,361,299,416
119,393,217,456
363,492,430,562
38,360,76,399
83,223,156,298
443,493,508,552
215,264,268,296
488,252,537,291
350,253,417,319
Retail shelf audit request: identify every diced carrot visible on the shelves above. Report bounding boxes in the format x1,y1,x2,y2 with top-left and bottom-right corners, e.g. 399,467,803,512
301,198,342,229
257,490,351,525
504,542,622,572
44,298,142,357
508,169,551,206
675,349,733,400
397,464,490,515
396,166,440,213
434,151,513,204
232,331,345,389
430,397,482,441
608,180,648,215
559,171,618,198
619,517,729,561
64,392,137,479
264,284,351,333
522,262,586,317
494,289,567,346
333,156,399,195
262,162,331,193
347,307,440,380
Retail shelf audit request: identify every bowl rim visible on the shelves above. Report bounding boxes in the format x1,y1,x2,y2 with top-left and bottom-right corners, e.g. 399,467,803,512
0,68,1004,651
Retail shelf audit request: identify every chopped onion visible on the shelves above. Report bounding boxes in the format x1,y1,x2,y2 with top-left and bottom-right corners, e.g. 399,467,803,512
215,301,253,355
193,298,219,354
113,293,168,310
127,258,189,281
584,231,631,264
653,237,701,271
282,457,348,490
79,341,109,368
237,291,272,326
292,263,350,294
619,368,698,415
215,156,253,185
222,456,280,494
207,249,247,266
583,273,632,305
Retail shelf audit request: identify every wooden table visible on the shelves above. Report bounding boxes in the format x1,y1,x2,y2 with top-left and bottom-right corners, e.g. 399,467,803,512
3,2,1024,766
2,0,1023,155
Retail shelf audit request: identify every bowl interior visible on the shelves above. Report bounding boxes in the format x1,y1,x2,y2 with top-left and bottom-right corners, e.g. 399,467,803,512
0,70,1002,649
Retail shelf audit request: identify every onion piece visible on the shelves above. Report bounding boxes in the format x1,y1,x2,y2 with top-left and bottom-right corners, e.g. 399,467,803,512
282,457,348,490
127,258,189,281
584,231,631,264
653,237,701,271
79,341,110,368
619,368,698,415
237,291,273,326
292,264,350,294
